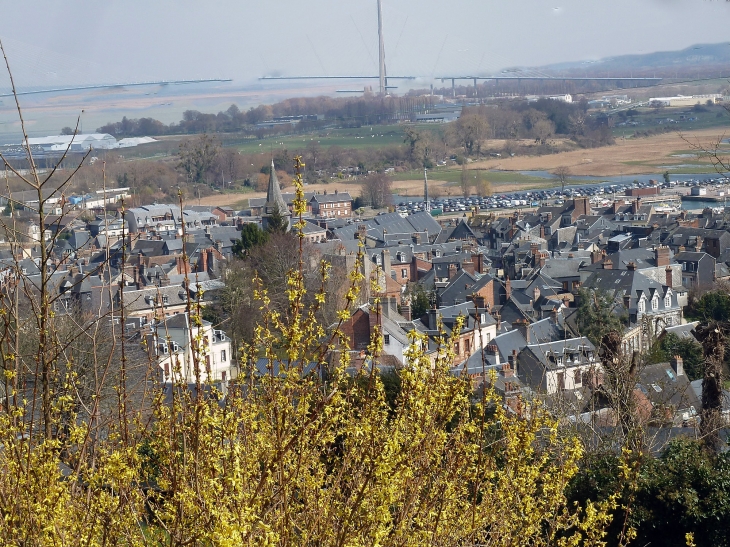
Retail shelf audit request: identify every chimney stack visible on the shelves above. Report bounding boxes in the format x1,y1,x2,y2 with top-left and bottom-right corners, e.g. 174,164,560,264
400,303,411,321
655,245,670,267
666,266,673,288
603,258,613,270
462,259,475,276
505,277,512,301
486,344,500,365
448,263,458,280
512,318,530,343
501,363,514,378
427,308,439,330
671,355,684,377
201,249,208,273
382,249,392,279
508,349,518,369
627,261,637,271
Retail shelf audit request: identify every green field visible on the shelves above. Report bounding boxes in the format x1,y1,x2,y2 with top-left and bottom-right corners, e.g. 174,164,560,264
612,104,730,138
232,125,416,155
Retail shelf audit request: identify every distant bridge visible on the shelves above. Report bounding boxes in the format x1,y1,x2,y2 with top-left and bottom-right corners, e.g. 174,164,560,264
436,75,663,96
0,79,233,98
259,76,416,80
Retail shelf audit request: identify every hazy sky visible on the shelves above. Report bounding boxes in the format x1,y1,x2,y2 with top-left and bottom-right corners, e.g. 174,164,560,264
0,0,729,91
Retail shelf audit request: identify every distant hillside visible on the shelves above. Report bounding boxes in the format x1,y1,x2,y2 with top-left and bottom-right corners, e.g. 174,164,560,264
537,43,730,78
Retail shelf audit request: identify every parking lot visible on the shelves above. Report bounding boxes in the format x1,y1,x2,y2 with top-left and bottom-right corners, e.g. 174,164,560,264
395,175,730,217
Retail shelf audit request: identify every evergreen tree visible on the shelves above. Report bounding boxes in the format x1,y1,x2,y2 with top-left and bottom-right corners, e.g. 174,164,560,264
689,290,730,322
233,223,269,258
266,205,289,234
409,284,432,320
576,288,627,347
647,332,704,380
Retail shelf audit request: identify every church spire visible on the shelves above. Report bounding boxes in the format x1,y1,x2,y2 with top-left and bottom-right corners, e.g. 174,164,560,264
262,159,290,231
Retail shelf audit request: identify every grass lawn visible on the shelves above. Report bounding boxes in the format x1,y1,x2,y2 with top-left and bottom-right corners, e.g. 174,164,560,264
612,105,730,139
232,125,418,154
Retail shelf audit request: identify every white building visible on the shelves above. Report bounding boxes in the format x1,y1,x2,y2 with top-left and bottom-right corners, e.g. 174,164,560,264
117,136,158,148
27,223,51,243
151,313,233,386
80,187,131,209
23,133,119,152
649,94,722,107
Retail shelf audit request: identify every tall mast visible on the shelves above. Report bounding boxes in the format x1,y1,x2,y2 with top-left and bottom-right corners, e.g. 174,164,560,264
377,0,386,95
424,168,429,211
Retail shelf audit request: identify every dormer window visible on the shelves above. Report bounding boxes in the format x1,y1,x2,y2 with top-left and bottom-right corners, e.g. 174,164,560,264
638,300,645,313
665,295,671,308
651,297,658,311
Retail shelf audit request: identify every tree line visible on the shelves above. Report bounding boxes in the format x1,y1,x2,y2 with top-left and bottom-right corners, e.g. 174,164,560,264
97,95,435,138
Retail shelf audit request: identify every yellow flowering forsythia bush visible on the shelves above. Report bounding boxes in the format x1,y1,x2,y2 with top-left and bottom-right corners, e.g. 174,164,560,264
0,158,616,546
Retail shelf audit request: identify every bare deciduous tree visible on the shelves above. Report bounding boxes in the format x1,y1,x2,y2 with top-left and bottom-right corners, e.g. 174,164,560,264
361,172,393,209
553,165,572,194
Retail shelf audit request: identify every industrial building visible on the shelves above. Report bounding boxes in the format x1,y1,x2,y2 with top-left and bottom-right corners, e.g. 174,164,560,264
648,94,722,107
9,134,157,153
23,134,118,151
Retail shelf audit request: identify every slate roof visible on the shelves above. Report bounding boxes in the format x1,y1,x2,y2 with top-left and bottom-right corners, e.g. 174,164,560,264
673,251,709,262
636,362,700,412
334,211,442,244
539,258,585,280
581,248,665,273
439,272,494,307
583,268,679,318
310,192,352,203
522,337,596,370
662,321,699,341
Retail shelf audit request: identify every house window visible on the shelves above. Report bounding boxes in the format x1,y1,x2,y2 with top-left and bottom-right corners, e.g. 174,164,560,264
465,339,471,354
665,296,671,308
454,342,460,354
401,268,408,279
384,334,390,345
638,300,645,313
574,369,582,385
221,350,227,362
651,297,658,311
162,295,169,305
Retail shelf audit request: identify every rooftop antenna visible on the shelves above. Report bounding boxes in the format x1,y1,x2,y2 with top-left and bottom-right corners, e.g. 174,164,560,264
377,0,387,95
